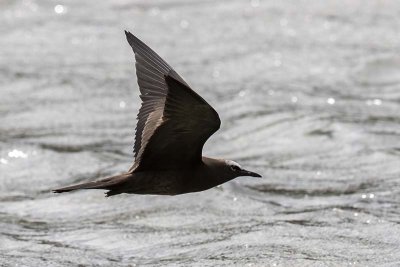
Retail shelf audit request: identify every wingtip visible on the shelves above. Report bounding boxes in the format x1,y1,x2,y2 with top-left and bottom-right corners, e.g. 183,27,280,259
52,189,63,194
164,73,173,84
164,72,183,86
124,30,138,48
125,30,132,39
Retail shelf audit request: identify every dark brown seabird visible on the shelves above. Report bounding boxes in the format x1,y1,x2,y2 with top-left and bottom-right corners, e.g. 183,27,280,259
53,31,261,197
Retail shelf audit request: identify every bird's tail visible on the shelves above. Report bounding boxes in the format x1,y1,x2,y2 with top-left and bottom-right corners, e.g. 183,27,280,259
53,173,130,194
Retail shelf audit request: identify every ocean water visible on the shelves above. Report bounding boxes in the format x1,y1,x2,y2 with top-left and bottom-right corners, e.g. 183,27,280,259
1,0,400,266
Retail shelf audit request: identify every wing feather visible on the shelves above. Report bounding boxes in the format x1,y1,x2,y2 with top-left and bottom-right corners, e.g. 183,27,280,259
125,31,220,171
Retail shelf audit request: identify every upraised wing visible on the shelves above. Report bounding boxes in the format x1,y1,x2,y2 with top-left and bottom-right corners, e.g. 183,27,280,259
125,31,220,171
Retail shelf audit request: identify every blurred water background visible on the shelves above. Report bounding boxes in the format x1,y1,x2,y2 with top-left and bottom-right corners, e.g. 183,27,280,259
1,0,400,266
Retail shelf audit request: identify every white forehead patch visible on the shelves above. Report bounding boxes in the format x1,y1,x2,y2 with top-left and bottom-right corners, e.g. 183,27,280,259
225,160,241,168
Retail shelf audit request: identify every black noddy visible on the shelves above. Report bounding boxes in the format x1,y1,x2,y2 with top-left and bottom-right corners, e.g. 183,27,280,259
53,31,261,197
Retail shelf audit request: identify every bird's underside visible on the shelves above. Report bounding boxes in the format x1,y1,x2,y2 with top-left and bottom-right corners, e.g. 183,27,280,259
53,31,224,196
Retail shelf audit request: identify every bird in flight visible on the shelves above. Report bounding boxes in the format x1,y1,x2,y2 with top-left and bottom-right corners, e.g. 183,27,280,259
53,31,261,197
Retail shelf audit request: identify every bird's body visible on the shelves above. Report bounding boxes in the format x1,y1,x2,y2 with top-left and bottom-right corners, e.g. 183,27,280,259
55,157,245,196
53,31,260,197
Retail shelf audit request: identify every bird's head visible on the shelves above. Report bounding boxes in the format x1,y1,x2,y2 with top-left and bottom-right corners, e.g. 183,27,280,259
224,160,261,179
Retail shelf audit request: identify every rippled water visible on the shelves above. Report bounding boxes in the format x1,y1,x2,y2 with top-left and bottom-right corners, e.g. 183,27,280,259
1,0,400,266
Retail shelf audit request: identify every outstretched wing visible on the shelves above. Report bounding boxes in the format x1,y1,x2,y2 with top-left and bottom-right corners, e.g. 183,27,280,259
125,31,220,171
125,31,187,161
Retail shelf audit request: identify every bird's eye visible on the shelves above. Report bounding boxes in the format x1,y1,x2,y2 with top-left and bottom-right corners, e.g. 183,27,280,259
230,165,241,172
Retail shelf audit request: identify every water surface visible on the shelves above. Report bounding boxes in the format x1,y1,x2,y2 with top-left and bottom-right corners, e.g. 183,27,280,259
1,0,400,266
